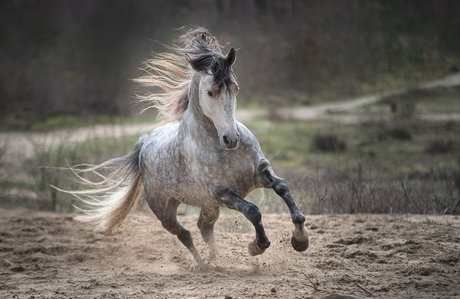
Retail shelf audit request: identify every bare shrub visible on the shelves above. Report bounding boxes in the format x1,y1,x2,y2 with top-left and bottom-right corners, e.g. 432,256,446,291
0,140,8,179
401,102,417,119
0,141,9,198
274,164,460,215
34,134,140,212
425,139,457,154
24,131,78,212
311,134,347,152
442,172,460,215
388,128,412,140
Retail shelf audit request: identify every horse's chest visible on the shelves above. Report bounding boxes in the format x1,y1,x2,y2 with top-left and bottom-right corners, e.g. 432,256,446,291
215,160,254,182
194,151,257,194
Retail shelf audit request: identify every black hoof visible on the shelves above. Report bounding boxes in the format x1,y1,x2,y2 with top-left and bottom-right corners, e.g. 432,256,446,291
291,235,309,252
248,239,270,256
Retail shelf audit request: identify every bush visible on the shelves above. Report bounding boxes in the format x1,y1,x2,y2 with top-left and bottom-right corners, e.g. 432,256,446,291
311,134,347,152
272,165,460,215
388,128,412,140
425,140,456,154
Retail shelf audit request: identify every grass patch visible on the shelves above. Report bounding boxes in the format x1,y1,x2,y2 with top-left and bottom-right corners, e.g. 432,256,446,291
2,86,459,215
243,88,460,215
0,130,143,212
0,110,158,132
247,117,459,178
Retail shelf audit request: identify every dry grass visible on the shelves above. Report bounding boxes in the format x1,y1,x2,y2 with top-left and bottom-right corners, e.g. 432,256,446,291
2,131,459,216
269,164,460,216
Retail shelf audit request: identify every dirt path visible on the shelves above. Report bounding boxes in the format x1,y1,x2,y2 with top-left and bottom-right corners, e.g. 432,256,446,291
238,72,460,121
0,208,459,298
1,72,460,158
0,123,162,158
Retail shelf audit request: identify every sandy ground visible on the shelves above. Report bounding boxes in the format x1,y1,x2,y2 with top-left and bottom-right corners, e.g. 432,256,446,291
0,207,459,299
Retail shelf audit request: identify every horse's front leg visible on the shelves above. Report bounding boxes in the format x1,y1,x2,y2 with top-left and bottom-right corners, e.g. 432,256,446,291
212,186,270,256
256,159,309,252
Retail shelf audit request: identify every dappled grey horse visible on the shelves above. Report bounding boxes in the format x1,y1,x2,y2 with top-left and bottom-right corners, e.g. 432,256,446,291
68,28,309,264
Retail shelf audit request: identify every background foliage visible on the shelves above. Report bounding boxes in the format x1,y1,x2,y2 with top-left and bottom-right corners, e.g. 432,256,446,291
1,0,460,126
0,1,459,215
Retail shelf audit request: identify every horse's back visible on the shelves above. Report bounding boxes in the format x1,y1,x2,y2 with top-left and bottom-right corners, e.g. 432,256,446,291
140,121,180,167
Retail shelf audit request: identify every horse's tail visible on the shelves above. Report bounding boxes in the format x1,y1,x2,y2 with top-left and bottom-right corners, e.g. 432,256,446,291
62,135,147,233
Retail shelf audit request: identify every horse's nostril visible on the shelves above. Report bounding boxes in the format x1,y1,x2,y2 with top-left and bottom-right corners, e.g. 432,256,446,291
223,135,230,146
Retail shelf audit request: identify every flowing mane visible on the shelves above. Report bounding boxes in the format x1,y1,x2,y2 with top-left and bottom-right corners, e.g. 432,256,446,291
135,27,235,121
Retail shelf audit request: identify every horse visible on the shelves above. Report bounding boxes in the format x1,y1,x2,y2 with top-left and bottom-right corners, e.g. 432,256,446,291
67,27,309,264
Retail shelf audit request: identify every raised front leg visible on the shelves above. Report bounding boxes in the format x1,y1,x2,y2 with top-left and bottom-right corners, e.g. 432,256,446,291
212,186,270,256
255,159,309,252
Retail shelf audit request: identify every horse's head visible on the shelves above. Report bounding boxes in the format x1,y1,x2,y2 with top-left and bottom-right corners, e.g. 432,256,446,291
188,47,240,150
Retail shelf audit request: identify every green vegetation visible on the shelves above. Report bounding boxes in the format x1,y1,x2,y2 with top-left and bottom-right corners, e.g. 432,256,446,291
243,87,460,215
1,87,459,215
247,117,459,180
2,1,459,218
0,110,158,132
248,87,460,175
0,131,143,212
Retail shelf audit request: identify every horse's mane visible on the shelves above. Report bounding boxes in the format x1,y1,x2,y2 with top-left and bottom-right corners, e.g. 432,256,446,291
135,27,234,121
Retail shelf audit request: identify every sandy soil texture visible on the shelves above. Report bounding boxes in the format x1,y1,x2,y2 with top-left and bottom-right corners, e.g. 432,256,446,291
0,207,459,299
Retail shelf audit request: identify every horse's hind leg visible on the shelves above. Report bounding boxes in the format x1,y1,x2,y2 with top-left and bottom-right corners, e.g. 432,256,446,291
149,198,203,264
256,160,309,252
212,186,270,256
197,207,219,260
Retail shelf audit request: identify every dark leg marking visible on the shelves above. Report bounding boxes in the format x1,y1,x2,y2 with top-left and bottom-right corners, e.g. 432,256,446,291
213,186,270,256
256,159,309,252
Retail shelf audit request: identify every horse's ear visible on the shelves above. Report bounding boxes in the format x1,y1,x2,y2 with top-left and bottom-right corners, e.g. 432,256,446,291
226,48,236,66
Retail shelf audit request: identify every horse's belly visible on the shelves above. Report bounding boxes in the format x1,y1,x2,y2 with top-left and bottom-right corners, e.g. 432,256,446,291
180,194,218,209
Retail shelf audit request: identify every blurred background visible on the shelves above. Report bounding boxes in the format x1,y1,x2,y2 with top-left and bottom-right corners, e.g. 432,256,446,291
0,0,459,215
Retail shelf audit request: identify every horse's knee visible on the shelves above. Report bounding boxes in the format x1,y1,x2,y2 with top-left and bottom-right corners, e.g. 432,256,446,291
160,214,184,235
177,228,193,245
197,208,219,230
273,178,289,197
197,220,213,234
245,204,261,224
197,217,213,240
161,220,178,233
161,219,193,246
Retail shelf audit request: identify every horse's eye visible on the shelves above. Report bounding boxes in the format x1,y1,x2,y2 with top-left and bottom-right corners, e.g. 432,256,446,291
207,91,213,97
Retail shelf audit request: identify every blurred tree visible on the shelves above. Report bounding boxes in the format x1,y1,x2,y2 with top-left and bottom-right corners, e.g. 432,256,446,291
0,0,459,125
